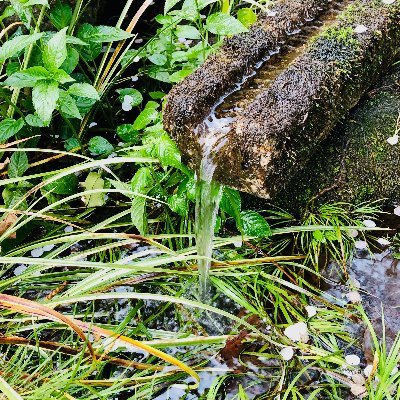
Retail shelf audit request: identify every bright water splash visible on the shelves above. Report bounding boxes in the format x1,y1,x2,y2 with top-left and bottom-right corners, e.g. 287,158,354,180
195,115,233,299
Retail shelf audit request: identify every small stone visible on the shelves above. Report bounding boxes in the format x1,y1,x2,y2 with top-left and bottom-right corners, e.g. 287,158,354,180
348,229,359,238
133,56,140,63
131,75,139,82
355,240,368,250
42,244,55,252
364,364,374,377
363,219,376,228
346,291,362,304
383,0,396,4
391,366,399,375
305,305,317,318
122,101,133,112
377,237,390,246
280,346,294,361
284,322,309,343
31,248,44,258
14,264,27,276
134,38,143,44
387,134,399,145
89,122,97,128
352,373,366,385
350,383,367,396
64,226,73,233
394,206,400,216
345,354,361,366
354,24,368,34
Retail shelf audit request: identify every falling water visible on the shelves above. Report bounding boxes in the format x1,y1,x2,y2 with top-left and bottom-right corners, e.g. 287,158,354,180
195,115,233,299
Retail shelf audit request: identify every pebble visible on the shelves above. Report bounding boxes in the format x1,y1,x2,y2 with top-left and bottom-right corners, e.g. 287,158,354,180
31,248,44,258
280,346,294,361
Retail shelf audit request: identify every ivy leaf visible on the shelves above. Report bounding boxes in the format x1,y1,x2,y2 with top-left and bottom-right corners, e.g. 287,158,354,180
58,90,82,119
132,101,159,130
206,13,248,35
131,167,154,194
88,136,114,155
0,33,43,63
3,66,50,88
81,172,105,207
43,174,78,195
240,211,271,238
131,196,147,235
43,27,68,70
49,2,72,29
220,187,242,230
168,193,188,216
0,118,24,142
8,151,28,178
237,8,257,28
68,83,100,100
32,80,59,124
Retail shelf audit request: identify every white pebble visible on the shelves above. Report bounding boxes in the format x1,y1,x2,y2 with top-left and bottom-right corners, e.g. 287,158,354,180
354,24,368,34
345,354,361,366
133,56,140,63
355,240,368,250
284,322,309,343
14,264,27,276
305,305,317,318
64,226,73,233
387,134,399,145
346,291,362,304
350,383,367,396
383,0,396,4
394,206,400,216
364,364,373,377
377,237,390,246
122,101,133,112
134,38,143,44
391,366,399,376
352,373,366,385
42,244,55,252
131,75,139,82
31,248,44,258
89,122,97,128
363,219,376,228
280,346,294,361
348,229,359,238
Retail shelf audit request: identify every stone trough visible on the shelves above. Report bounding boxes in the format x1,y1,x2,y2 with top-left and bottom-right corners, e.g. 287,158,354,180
163,0,400,207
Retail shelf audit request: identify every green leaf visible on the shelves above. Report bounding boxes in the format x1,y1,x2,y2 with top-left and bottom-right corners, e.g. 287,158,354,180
0,119,24,142
43,27,68,70
176,25,201,39
117,124,140,143
68,83,100,100
0,6,15,24
240,211,271,238
237,8,257,28
220,187,242,229
168,193,188,216
43,174,78,195
151,133,182,169
25,114,45,127
32,80,59,124
149,91,166,99
64,137,80,151
81,172,105,207
61,47,79,74
206,13,248,35
3,66,50,88
0,33,43,63
164,0,183,14
49,1,72,29
131,196,147,235
87,25,133,43
169,68,192,83
131,167,154,194
148,53,168,66
8,151,28,178
52,68,75,84
76,24,102,61
132,101,159,130
88,136,114,155
58,90,81,119
117,88,143,106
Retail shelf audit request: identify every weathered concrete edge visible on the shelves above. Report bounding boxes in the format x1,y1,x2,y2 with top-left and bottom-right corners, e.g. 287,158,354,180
215,0,400,198
164,0,334,141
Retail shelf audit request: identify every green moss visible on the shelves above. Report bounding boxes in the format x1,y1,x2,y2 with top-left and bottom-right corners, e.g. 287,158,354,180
321,26,359,47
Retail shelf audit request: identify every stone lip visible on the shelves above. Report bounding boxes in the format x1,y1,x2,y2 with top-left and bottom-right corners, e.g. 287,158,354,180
163,0,335,169
164,0,400,200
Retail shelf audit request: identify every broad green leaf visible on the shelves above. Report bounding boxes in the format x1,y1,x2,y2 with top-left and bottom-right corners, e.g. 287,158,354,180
8,151,28,178
64,137,80,151
58,90,81,119
32,80,59,124
220,187,242,229
43,27,68,69
131,167,154,194
206,13,248,35
81,172,105,207
108,179,131,196
117,88,143,106
87,25,133,43
0,119,24,142
149,91,166,99
237,8,257,28
0,33,43,63
66,36,88,46
0,6,15,23
148,53,168,66
151,133,182,169
132,101,159,130
68,83,100,100
131,196,147,235
164,0,182,14
2,185,27,209
116,124,140,143
25,0,48,6
52,68,75,84
168,193,188,216
169,68,192,83
88,136,114,155
3,66,49,88
43,174,78,195
240,211,271,238
77,24,102,61
178,175,196,201
6,62,20,76
176,25,201,39
49,1,72,29
61,47,79,74
25,114,45,127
